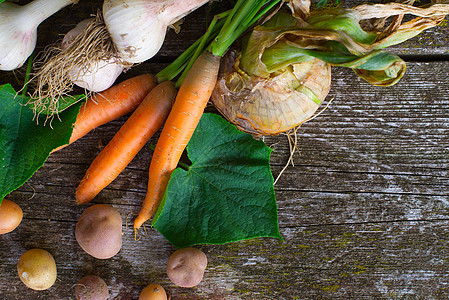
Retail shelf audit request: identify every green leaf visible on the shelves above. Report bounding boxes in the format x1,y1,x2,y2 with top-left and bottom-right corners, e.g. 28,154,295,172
153,113,282,248
0,84,83,203
28,94,86,115
316,0,340,9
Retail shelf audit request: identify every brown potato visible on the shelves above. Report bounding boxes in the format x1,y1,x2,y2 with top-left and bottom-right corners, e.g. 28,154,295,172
17,249,57,290
75,204,122,259
75,275,109,300
0,199,23,234
166,247,207,288
139,283,167,300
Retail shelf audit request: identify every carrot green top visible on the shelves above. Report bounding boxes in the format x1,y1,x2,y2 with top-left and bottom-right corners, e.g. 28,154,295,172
156,0,282,86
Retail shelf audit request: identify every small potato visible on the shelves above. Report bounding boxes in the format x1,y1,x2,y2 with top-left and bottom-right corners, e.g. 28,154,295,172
17,249,57,290
75,275,109,300
139,283,167,300
166,247,207,288
75,204,122,259
0,199,23,234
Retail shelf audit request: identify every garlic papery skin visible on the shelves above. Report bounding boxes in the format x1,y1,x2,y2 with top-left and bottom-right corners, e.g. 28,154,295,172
62,19,124,92
102,0,209,64
68,59,124,92
0,0,77,71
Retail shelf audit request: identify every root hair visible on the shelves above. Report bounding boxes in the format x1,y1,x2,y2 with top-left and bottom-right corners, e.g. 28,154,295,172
273,97,334,185
29,11,125,120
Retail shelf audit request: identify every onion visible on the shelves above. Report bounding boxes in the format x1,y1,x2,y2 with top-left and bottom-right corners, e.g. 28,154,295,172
212,2,449,136
103,0,209,64
212,50,331,136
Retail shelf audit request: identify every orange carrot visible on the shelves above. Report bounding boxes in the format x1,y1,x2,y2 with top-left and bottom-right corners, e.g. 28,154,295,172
132,0,280,229
52,74,157,152
134,52,220,229
75,81,176,205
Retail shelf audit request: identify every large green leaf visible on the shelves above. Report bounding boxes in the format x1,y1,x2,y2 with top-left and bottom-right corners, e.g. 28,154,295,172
0,84,82,202
153,113,281,248
28,94,86,115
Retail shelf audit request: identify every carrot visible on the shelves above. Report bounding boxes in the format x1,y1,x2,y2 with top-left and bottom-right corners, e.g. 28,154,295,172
75,81,176,204
133,0,281,229
73,13,228,206
134,52,220,229
52,74,157,152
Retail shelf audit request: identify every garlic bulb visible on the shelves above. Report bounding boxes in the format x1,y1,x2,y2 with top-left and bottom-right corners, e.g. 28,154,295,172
0,0,77,71
32,0,208,115
102,0,209,64
62,19,124,92
68,59,124,92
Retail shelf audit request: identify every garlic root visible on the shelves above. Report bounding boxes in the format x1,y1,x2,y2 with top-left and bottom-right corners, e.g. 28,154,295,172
31,13,125,116
32,0,209,116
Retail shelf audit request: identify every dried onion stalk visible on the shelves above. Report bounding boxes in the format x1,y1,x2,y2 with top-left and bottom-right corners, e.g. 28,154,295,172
212,0,449,136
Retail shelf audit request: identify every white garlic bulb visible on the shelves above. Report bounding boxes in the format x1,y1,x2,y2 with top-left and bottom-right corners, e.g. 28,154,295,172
0,0,77,71
62,19,124,92
102,0,209,64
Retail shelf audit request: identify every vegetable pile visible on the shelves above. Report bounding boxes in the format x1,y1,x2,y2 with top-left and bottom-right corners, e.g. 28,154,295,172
1,0,449,296
32,0,210,115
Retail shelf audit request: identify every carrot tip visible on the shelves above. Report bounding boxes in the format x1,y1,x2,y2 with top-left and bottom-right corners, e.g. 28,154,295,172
133,215,147,230
75,194,89,205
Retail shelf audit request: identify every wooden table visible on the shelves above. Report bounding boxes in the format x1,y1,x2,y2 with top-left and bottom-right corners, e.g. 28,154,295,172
1,1,449,299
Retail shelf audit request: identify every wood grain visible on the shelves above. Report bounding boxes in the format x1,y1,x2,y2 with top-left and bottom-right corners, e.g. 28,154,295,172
1,1,449,299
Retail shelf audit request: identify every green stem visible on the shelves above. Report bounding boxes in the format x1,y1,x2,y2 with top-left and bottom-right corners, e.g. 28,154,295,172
210,0,256,56
175,11,230,87
177,160,190,171
155,42,200,83
156,12,228,84
210,0,281,57
249,0,282,29
157,0,280,83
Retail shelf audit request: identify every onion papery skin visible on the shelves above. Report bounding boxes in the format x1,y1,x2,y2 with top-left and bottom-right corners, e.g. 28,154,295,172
212,50,332,136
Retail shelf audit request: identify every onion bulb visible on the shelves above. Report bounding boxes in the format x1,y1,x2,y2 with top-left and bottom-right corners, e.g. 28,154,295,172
212,50,331,136
212,10,332,136
0,0,77,71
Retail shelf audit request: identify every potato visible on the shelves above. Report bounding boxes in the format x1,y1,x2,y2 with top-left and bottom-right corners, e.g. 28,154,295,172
75,275,109,300
0,199,23,234
139,283,167,300
75,204,122,259
17,249,57,290
166,247,207,288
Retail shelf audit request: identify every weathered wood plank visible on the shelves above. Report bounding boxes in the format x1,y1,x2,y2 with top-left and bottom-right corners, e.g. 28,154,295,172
2,219,449,299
